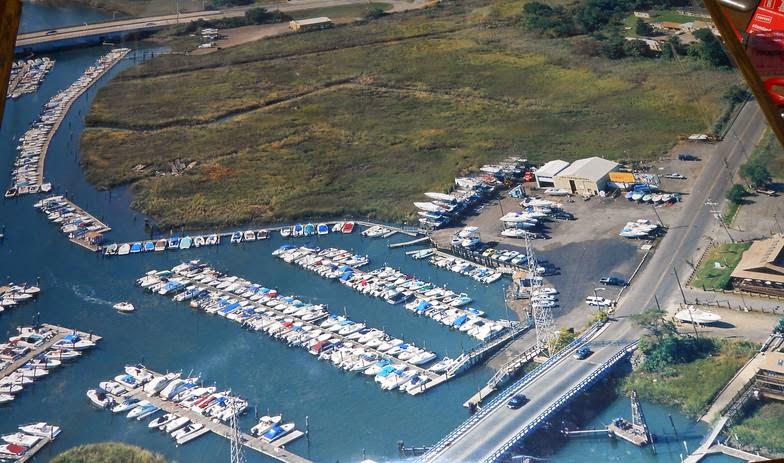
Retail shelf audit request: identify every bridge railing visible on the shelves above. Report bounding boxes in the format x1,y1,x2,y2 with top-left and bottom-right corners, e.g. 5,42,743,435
481,342,638,463
417,321,606,462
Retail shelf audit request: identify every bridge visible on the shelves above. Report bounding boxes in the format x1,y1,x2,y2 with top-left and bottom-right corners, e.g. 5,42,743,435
14,0,420,54
415,100,766,462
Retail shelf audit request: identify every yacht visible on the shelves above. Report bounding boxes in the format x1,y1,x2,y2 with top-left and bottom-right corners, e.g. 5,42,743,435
250,415,282,436
17,423,60,439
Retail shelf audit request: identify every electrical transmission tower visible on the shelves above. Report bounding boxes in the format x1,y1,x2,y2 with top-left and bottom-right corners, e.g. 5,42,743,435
525,232,556,356
230,409,246,463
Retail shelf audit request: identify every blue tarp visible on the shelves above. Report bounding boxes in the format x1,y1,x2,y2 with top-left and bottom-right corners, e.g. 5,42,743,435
453,314,468,327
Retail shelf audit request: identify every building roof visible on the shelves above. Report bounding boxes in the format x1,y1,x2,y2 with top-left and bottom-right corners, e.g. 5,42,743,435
535,160,570,178
555,156,618,182
731,234,784,284
292,17,333,26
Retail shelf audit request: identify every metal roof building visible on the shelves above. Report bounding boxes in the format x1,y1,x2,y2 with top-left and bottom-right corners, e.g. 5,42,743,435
730,234,784,297
289,17,333,32
553,156,619,195
534,160,570,188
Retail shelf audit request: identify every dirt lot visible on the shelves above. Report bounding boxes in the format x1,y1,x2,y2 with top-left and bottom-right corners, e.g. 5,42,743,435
730,192,784,241
432,140,717,335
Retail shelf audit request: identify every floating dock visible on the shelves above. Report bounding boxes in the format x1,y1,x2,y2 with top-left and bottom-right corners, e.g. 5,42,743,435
104,368,310,463
17,436,54,463
32,49,129,190
35,197,111,251
157,264,445,393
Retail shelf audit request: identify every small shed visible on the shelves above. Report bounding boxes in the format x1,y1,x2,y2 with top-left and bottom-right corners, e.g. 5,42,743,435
289,17,334,32
553,156,619,195
534,160,570,188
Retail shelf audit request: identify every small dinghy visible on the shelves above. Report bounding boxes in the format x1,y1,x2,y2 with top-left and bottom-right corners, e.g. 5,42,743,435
113,301,135,313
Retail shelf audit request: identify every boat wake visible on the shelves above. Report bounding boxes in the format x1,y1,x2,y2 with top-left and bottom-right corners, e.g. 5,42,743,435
71,284,113,306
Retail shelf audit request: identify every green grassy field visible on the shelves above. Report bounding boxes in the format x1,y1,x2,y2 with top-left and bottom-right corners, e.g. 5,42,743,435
730,401,784,456
690,242,751,290
748,130,784,180
52,442,168,463
621,340,757,417
287,2,393,20
81,0,741,228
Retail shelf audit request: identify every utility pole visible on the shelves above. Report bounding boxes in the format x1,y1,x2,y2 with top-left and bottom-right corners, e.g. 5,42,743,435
774,212,783,235
651,202,665,228
673,266,687,304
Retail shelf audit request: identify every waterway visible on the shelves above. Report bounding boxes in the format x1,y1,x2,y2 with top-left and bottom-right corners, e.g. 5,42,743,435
0,3,743,462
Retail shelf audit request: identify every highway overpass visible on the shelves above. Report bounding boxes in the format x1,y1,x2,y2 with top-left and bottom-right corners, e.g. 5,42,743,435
417,100,767,463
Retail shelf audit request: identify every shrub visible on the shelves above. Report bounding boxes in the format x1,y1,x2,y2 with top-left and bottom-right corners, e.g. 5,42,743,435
727,183,746,204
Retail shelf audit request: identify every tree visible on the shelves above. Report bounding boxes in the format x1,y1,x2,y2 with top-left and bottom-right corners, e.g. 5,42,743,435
635,18,654,36
689,28,731,67
724,84,750,105
632,307,677,341
245,7,291,24
551,327,577,351
365,6,387,19
740,163,772,188
623,39,655,58
727,184,746,204
522,2,576,38
775,318,784,334
599,34,627,59
660,35,685,60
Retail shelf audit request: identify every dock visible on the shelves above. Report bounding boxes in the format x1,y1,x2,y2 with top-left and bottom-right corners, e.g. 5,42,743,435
162,265,445,390
463,344,541,408
388,236,430,248
36,196,111,251
32,49,130,190
17,436,53,463
105,368,310,463
0,324,101,382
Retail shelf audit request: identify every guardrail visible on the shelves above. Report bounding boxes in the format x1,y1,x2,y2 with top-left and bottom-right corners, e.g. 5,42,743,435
481,342,638,463
416,321,606,462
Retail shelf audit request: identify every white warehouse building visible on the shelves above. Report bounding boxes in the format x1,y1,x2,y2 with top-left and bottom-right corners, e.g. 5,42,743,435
534,160,570,188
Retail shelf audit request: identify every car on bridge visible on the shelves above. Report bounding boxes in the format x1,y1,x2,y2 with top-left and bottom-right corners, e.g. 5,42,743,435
506,394,529,409
45,30,58,35
573,347,592,360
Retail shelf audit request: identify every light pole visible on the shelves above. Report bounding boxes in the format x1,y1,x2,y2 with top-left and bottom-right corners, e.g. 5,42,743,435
651,201,665,228
592,287,606,300
710,209,735,243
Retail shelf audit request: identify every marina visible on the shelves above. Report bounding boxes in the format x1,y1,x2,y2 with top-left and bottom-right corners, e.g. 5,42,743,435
7,57,55,100
6,48,129,197
1,324,100,405
0,283,41,315
274,245,507,340
33,195,111,251
2,423,60,462
139,261,450,394
88,365,310,463
416,248,504,285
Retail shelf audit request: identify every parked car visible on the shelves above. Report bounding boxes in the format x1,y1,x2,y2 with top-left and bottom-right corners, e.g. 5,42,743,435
755,187,777,196
665,173,686,179
677,153,699,161
573,347,592,360
585,296,613,307
523,171,535,182
553,211,575,220
506,394,529,409
599,276,626,286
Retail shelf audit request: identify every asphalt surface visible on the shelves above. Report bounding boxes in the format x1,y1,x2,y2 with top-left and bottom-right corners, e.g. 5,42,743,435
426,101,767,462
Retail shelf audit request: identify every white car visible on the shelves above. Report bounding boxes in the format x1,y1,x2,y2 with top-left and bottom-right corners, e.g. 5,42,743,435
585,296,613,307
665,173,686,179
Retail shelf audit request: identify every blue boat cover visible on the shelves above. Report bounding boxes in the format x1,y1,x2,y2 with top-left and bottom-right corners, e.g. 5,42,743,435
453,314,468,326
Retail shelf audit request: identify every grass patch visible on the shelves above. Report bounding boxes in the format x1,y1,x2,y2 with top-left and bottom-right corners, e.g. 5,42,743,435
287,3,393,20
652,9,696,23
52,442,167,463
747,130,784,180
81,0,740,228
691,242,751,290
724,201,740,225
621,339,757,417
730,401,784,455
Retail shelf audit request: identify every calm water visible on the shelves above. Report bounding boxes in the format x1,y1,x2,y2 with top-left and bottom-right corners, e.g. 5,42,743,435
1,4,742,462
19,1,113,34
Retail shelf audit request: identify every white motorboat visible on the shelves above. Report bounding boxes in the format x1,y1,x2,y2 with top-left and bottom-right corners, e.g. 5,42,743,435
163,416,190,433
675,307,721,324
148,413,178,429
261,422,295,442
544,187,570,196
17,423,60,439
111,397,142,413
144,372,180,394
113,301,135,312
86,388,114,408
251,415,282,436
1,433,40,447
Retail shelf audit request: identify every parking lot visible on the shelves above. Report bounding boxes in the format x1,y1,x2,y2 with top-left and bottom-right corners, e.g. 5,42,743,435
431,141,714,332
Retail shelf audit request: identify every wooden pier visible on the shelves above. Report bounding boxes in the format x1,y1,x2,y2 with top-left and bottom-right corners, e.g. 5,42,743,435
17,436,53,463
388,236,430,249
106,368,311,463
463,345,541,408
0,324,101,382
55,197,111,251
166,267,443,386
31,49,130,190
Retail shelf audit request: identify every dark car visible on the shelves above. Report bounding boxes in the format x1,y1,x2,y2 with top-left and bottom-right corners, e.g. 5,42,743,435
599,276,626,286
677,153,699,161
506,394,529,409
45,30,58,35
553,211,575,220
573,347,592,360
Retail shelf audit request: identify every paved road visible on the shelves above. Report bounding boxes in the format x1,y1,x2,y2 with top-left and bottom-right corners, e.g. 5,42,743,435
426,101,767,462
16,0,420,47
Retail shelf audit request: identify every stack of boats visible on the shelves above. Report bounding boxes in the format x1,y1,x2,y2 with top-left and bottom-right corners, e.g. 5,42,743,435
34,195,107,246
106,233,222,256
450,226,481,249
619,219,661,239
280,221,354,238
86,365,299,445
0,326,97,405
414,158,527,229
274,245,505,341
0,423,60,460
6,49,129,198
499,196,562,239
624,185,676,204
426,253,502,284
137,262,445,394
7,57,55,99
0,283,40,315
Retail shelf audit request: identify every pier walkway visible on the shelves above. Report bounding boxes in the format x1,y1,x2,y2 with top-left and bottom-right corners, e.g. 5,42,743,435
17,436,54,463
36,197,111,251
0,324,101,382
33,49,129,192
107,368,310,463
463,344,541,409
